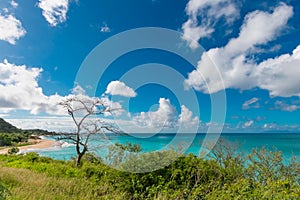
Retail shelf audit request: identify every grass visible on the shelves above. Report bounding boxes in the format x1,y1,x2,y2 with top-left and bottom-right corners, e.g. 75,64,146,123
0,166,127,200
1,143,300,199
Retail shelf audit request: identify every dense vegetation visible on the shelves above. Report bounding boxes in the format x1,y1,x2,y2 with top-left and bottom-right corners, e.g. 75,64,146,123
0,118,56,148
0,133,28,147
0,118,25,147
1,140,300,199
0,119,21,134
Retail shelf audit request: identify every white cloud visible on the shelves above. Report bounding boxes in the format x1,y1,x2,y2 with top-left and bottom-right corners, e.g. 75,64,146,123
10,0,18,8
255,45,300,97
105,80,137,97
0,60,128,120
274,100,300,112
131,98,199,133
6,117,74,132
100,97,124,117
0,14,26,44
224,3,293,55
71,84,86,95
178,105,200,128
3,97,198,133
100,23,110,33
133,98,177,128
242,97,259,110
185,3,297,97
182,0,239,49
182,19,214,49
263,123,277,129
262,123,300,132
0,59,44,110
244,120,254,128
0,60,70,115
38,0,69,26
2,8,9,13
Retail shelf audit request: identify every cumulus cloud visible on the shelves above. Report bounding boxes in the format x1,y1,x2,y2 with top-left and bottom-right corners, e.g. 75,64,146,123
242,97,259,110
132,98,199,133
38,0,69,26
133,98,177,128
7,103,200,132
0,59,42,109
0,14,26,44
178,105,200,127
0,59,68,115
0,59,129,121
185,3,298,97
105,80,137,97
182,0,239,49
0,60,119,116
255,45,300,97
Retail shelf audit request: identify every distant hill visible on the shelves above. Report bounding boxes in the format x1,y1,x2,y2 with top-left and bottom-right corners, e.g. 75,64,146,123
0,118,22,133
23,129,58,136
0,118,57,135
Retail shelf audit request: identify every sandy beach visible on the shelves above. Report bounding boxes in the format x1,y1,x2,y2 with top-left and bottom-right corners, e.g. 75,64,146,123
0,139,55,155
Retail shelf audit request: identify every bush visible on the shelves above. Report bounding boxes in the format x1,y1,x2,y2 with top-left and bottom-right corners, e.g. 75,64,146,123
246,147,300,184
7,147,19,155
1,140,300,199
0,133,28,146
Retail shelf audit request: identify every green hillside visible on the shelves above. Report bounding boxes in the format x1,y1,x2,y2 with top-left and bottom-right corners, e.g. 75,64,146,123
0,118,21,133
1,146,300,199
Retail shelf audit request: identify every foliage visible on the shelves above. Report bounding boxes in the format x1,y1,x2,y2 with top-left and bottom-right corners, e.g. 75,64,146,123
0,118,55,148
7,147,19,155
0,118,57,148
0,141,300,199
0,118,21,134
0,133,28,147
246,147,300,185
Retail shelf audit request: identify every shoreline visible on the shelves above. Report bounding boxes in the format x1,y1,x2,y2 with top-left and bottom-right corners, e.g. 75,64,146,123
0,139,56,155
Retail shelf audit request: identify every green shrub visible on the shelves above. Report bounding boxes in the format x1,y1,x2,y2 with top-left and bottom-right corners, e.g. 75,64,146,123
0,133,28,146
7,147,19,155
246,147,300,185
1,140,300,199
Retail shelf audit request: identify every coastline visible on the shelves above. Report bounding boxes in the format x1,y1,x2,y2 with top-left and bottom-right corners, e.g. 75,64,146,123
0,139,55,155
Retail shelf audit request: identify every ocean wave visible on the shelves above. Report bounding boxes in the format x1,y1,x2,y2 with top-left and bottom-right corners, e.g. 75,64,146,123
52,141,75,148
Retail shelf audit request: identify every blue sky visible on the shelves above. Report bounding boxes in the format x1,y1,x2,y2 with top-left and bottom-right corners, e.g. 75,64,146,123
0,0,300,133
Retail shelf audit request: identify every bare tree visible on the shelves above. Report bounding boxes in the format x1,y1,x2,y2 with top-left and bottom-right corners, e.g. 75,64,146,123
58,96,121,166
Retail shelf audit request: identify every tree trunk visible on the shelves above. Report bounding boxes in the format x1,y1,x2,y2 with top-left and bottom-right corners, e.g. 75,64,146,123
76,153,83,167
76,146,87,167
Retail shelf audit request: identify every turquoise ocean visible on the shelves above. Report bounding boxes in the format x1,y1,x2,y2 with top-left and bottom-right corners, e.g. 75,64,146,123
28,133,300,161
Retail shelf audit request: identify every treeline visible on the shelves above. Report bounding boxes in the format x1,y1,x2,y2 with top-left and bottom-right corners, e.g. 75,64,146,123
1,140,300,199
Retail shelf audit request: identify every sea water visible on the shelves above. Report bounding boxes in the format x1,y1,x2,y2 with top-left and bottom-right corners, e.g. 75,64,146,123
33,133,300,161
